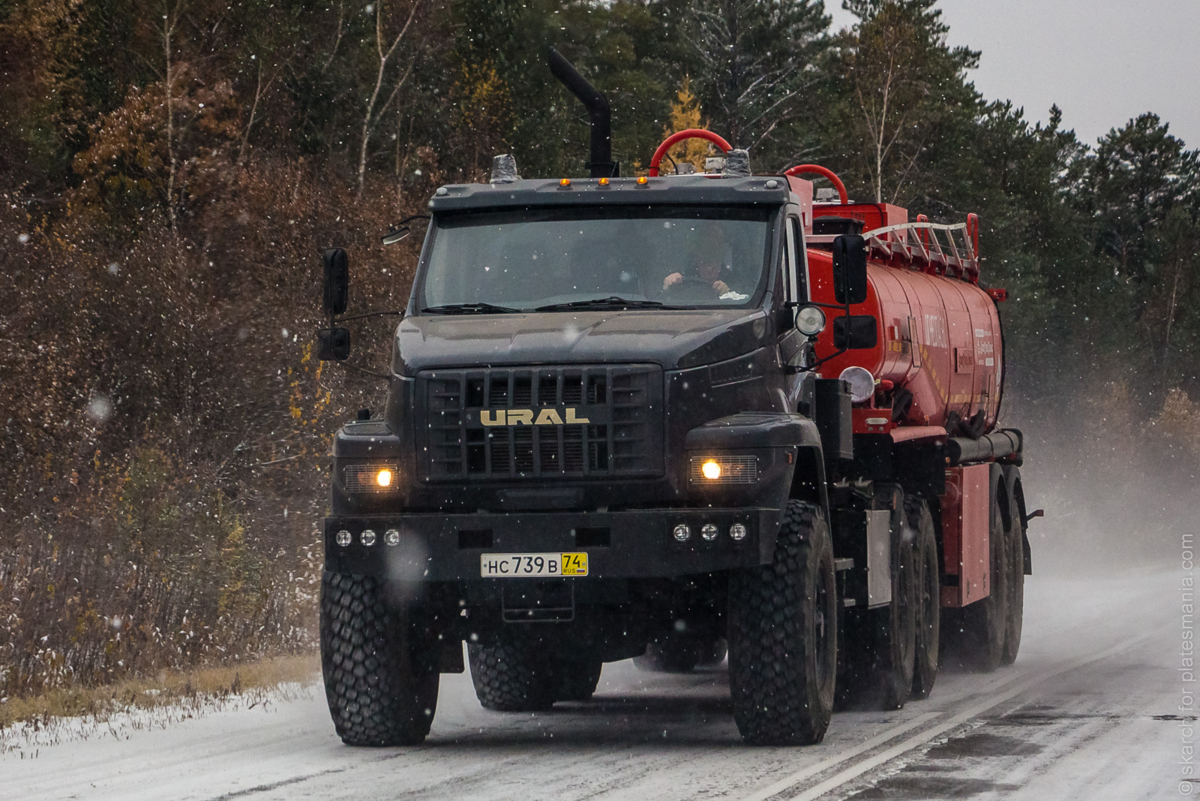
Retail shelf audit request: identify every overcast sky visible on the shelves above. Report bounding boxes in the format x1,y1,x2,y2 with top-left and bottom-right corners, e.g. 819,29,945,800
826,0,1200,150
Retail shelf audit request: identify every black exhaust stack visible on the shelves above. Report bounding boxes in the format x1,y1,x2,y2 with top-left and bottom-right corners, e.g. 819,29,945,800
548,47,617,178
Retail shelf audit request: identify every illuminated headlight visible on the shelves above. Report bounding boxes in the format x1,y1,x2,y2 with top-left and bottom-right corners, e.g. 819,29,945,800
335,529,352,547
344,463,400,493
689,455,758,485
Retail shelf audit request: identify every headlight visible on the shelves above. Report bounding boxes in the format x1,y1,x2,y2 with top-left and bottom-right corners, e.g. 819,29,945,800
344,463,400,493
795,304,827,336
838,366,876,403
689,455,758,485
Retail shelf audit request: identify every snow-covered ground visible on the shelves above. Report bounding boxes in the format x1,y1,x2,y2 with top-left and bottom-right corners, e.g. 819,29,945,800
1,568,1180,800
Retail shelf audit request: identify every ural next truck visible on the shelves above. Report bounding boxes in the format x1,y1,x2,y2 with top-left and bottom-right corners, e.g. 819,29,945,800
315,50,1032,746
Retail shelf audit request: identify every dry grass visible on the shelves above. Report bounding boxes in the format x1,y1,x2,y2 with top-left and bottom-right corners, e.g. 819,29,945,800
0,653,319,736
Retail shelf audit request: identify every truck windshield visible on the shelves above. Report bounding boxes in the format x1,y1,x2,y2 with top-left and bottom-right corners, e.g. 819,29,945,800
419,207,772,312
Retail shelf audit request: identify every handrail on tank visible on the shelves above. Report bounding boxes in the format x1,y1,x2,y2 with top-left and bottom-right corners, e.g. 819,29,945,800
647,129,732,177
783,164,848,205
861,221,980,283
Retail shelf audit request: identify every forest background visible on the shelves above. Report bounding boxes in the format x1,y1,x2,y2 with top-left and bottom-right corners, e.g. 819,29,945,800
2,0,1198,705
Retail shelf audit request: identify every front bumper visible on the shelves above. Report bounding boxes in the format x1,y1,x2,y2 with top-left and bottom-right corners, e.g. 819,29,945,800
324,507,781,581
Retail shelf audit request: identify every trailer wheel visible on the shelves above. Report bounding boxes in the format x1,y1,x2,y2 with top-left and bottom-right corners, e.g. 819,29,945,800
959,488,1009,672
909,498,940,699
467,637,555,712
1001,480,1025,666
728,500,837,745
320,571,439,746
547,658,603,702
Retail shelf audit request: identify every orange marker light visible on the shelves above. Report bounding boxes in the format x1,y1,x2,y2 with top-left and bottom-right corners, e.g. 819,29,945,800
636,176,649,185
559,178,571,187
702,460,722,480
375,469,393,488
598,177,610,186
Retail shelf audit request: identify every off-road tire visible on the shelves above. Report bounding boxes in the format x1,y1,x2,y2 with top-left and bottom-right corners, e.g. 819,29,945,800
909,498,940,699
728,500,837,745
548,658,603,702
1001,483,1025,665
838,488,916,711
957,488,1009,672
467,637,555,712
320,571,439,746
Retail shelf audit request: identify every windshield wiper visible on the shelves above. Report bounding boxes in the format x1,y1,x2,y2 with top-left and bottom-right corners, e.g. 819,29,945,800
536,296,684,311
421,302,523,315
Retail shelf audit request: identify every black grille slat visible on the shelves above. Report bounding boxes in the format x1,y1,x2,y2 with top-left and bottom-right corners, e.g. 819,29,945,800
417,365,662,482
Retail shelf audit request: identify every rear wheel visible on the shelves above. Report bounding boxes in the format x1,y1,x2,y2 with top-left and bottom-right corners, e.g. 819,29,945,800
467,636,555,712
1002,477,1025,665
634,634,726,673
634,636,701,673
958,486,1009,672
320,571,439,746
909,498,940,699
838,487,916,710
728,500,837,745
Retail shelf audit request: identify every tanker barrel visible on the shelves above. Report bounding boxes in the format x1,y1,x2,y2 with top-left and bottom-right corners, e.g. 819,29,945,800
946,429,1023,466
548,47,616,178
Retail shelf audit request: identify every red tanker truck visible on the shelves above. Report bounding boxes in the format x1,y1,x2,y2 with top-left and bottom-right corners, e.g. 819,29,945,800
314,50,1034,747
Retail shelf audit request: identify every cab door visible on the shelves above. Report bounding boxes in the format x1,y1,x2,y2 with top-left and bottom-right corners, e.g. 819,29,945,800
777,212,809,409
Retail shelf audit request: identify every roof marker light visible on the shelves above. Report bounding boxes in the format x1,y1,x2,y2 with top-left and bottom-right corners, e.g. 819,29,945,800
598,177,610,186
637,176,649,185
559,178,571,187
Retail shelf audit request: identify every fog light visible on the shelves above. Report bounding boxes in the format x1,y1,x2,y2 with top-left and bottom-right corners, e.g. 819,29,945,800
361,529,377,547
375,469,393,488
673,524,692,542
701,460,722,480
729,523,748,541
335,529,352,547
385,528,401,546
701,523,719,541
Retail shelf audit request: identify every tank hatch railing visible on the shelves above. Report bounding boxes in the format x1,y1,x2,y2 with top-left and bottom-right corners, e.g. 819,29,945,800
860,219,981,283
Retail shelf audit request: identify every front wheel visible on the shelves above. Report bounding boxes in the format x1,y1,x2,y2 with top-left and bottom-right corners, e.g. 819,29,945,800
728,500,837,745
320,571,440,746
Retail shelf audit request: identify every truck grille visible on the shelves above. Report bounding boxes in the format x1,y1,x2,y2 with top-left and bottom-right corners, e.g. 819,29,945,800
417,365,663,481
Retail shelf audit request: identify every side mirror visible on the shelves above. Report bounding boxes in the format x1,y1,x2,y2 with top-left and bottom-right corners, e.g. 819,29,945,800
833,315,878,350
323,248,349,316
317,327,351,361
832,235,868,305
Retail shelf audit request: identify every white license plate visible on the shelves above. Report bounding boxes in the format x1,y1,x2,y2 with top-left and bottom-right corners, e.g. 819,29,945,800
480,552,588,578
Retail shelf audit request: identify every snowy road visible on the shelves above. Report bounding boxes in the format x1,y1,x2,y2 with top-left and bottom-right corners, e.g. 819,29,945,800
2,569,1182,800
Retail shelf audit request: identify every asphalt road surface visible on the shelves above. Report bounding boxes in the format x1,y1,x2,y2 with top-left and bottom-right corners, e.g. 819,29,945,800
2,568,1182,800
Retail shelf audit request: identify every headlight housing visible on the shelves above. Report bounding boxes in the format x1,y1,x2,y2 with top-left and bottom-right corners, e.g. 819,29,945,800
689,455,759,486
344,463,401,493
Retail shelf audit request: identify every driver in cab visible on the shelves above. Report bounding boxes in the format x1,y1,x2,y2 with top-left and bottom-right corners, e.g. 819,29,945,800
661,225,748,301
